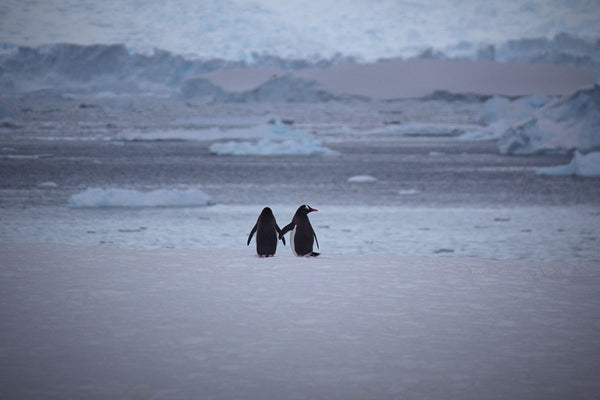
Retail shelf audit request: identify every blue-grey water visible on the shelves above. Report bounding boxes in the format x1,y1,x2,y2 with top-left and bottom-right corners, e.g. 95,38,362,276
1,95,599,261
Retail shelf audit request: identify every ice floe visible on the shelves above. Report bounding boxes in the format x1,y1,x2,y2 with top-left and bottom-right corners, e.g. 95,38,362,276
210,138,337,156
68,188,212,208
207,123,337,156
347,175,377,183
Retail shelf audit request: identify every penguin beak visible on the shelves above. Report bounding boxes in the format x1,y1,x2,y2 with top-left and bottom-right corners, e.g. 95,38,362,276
310,208,318,212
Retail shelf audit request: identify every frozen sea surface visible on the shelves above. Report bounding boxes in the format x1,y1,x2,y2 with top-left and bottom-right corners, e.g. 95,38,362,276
1,243,599,400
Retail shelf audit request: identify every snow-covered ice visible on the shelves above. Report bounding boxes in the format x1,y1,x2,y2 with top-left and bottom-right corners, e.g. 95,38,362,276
2,205,598,262
68,188,212,208
1,243,599,400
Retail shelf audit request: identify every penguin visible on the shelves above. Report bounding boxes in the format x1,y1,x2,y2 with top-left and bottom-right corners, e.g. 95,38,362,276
247,207,286,257
279,205,320,257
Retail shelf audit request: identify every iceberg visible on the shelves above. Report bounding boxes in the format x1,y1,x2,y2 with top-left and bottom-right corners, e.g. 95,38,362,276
68,188,212,208
498,84,600,155
538,151,600,177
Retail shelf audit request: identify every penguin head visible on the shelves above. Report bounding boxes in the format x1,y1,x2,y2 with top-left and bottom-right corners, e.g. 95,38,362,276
260,207,273,217
297,204,318,215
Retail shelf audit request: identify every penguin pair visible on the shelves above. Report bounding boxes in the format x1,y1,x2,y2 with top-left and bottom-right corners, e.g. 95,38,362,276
247,205,320,257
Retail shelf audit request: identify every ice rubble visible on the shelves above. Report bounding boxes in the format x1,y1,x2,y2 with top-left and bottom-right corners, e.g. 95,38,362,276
68,188,211,208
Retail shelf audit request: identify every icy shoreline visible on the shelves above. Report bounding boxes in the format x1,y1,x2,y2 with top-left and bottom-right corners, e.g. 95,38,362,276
2,243,599,400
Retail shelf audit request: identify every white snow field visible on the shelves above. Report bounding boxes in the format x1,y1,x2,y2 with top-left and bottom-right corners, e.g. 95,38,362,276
2,243,599,400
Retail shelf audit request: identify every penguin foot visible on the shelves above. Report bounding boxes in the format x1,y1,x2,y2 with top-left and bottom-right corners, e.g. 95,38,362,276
310,252,320,257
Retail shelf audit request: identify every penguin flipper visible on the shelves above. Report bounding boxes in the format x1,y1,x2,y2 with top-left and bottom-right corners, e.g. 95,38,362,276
276,224,286,246
247,224,257,246
280,222,295,239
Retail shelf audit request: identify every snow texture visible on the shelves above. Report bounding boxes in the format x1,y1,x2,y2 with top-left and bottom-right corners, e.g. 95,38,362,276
1,243,599,400
68,188,212,208
538,151,600,177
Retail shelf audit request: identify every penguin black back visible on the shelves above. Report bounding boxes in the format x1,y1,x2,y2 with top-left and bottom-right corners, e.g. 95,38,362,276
280,205,320,257
247,207,285,257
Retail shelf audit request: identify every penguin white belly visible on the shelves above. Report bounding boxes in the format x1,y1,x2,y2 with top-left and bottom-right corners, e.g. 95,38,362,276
290,226,298,256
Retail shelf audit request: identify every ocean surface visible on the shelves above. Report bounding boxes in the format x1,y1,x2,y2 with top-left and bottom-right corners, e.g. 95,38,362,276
1,96,599,261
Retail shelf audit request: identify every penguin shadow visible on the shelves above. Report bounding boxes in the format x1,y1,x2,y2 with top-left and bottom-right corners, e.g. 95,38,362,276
248,205,320,258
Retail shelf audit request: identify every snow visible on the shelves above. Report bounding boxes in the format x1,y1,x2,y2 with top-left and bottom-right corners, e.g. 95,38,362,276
68,188,212,208
347,175,377,183
498,84,600,154
538,151,600,177
1,243,599,399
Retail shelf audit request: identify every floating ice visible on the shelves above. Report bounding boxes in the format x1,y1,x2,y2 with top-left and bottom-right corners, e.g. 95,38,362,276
398,189,420,195
208,123,337,156
37,181,59,188
347,175,377,183
210,138,337,156
118,122,329,148
68,188,212,208
470,94,552,141
538,151,600,177
498,84,600,155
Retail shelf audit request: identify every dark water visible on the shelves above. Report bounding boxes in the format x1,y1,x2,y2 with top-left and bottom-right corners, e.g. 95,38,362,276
0,136,596,208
